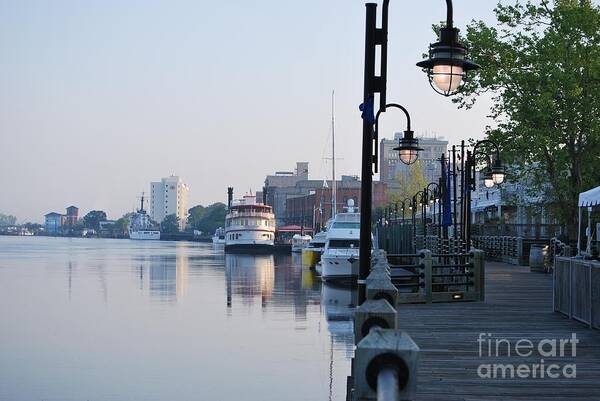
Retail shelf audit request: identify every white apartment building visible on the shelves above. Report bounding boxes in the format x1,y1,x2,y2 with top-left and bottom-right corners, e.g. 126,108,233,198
150,176,190,231
380,133,448,186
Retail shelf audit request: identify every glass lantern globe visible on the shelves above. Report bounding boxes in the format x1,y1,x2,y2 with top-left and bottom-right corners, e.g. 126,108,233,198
393,130,423,166
491,159,506,185
417,27,480,96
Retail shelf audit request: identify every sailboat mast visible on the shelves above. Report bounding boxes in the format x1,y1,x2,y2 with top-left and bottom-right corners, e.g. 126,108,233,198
331,90,337,217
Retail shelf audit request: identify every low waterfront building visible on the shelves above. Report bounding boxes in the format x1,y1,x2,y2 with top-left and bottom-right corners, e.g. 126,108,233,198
44,212,63,234
471,169,562,238
380,133,448,189
44,205,80,234
65,206,79,226
260,162,387,226
284,176,387,230
150,176,189,231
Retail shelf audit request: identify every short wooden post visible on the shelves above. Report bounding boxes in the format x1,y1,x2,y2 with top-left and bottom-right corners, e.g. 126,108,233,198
472,249,485,302
420,249,432,303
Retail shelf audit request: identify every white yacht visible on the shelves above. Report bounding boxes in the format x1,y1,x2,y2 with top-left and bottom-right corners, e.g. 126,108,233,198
212,227,226,245
291,234,312,253
128,194,160,240
319,200,360,282
302,230,327,268
225,193,276,253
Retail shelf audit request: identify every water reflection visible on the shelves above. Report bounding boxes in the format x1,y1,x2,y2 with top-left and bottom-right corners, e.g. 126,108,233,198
225,253,275,307
321,283,357,356
148,243,189,302
0,238,354,401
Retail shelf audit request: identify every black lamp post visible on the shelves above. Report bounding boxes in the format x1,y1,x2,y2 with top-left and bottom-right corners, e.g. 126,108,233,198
463,139,506,248
426,182,441,236
358,0,480,303
374,103,423,166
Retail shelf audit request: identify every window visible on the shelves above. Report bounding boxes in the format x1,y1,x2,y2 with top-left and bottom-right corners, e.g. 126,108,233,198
332,222,360,229
328,239,360,248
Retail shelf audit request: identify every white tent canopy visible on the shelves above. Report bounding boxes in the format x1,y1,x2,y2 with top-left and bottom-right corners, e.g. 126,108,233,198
579,186,600,207
577,185,600,255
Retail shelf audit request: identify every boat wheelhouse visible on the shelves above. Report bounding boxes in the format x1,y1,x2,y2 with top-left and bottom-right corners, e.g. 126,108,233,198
319,200,360,282
225,194,276,253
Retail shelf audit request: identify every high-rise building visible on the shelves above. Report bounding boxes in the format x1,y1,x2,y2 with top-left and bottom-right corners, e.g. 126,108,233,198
150,176,190,230
380,133,448,186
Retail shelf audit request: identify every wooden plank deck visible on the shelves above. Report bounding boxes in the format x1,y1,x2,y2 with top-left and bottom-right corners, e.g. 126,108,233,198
396,261,600,401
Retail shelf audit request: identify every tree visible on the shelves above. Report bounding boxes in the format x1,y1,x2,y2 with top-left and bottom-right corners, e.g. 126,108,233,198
82,210,107,231
388,161,429,206
187,203,227,234
161,214,180,233
0,213,17,227
456,0,600,238
187,205,206,229
114,212,135,236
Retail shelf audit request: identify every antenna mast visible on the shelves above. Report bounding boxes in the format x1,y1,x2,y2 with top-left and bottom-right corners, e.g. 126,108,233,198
331,90,337,217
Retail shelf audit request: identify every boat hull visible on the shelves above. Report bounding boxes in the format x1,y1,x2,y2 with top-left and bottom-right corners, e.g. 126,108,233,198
320,254,359,282
129,231,160,240
302,248,322,268
225,243,275,254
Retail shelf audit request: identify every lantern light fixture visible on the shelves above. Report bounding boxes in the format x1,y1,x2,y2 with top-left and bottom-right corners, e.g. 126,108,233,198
416,1,481,96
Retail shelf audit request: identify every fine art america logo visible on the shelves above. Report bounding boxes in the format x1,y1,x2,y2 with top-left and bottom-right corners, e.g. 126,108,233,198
476,333,578,379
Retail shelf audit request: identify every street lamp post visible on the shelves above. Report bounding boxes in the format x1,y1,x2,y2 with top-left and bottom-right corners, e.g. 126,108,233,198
358,0,480,303
426,182,441,236
463,139,506,248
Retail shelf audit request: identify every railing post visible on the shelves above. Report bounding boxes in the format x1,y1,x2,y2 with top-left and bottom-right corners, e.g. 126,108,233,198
472,249,485,302
421,249,433,303
517,237,524,265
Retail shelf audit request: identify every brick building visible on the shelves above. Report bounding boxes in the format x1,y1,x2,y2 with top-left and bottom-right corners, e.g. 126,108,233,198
285,178,387,230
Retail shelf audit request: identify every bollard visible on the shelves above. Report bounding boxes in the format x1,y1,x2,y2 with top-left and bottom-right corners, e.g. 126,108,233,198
354,329,419,401
367,269,390,281
366,278,399,307
471,249,485,302
353,299,397,343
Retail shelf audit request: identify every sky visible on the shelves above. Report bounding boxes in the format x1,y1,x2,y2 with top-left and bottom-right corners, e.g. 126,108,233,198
0,0,500,223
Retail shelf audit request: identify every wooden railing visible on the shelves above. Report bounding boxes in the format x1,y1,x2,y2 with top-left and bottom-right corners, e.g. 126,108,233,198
554,256,600,330
386,249,485,304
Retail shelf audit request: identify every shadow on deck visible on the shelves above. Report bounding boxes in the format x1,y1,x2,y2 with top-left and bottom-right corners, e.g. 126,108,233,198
397,261,600,401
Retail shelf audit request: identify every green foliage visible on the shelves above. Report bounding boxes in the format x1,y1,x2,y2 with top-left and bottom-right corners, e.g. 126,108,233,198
0,213,17,226
161,214,180,233
456,0,600,237
82,210,107,231
187,203,227,234
23,222,42,231
114,212,135,236
388,161,428,206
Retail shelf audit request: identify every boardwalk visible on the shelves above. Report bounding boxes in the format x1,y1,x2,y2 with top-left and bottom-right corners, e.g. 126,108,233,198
396,261,600,401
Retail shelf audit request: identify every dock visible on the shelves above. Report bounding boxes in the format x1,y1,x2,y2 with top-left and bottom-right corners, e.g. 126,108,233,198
396,261,600,400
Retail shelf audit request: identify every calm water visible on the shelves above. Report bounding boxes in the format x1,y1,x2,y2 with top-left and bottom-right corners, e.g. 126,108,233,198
0,237,356,401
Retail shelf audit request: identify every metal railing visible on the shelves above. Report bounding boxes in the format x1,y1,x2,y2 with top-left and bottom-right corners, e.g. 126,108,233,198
472,235,523,265
554,256,600,330
472,223,563,239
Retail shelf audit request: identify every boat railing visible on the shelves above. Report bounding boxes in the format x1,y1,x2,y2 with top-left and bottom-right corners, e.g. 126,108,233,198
227,211,274,219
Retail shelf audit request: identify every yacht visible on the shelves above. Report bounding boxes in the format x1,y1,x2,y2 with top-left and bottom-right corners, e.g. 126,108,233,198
225,193,276,253
291,234,312,253
319,200,360,282
212,227,226,245
302,230,327,268
128,194,160,240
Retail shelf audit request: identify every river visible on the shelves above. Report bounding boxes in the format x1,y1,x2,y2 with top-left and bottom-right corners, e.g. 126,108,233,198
0,236,356,401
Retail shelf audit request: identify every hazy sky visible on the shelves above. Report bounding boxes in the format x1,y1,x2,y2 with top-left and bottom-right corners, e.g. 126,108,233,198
0,0,499,223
